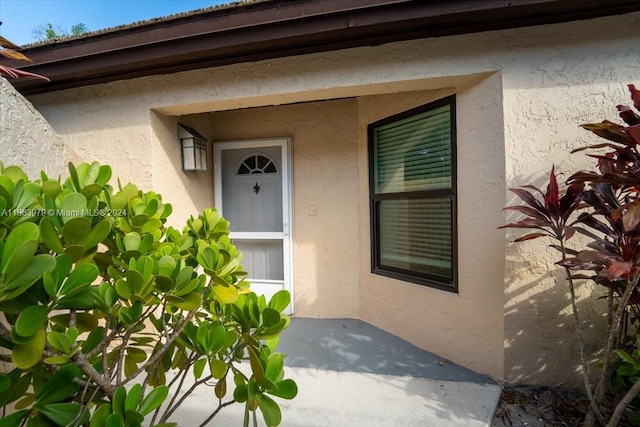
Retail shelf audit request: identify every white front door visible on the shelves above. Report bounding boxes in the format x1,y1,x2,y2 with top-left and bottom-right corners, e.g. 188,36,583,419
214,138,293,313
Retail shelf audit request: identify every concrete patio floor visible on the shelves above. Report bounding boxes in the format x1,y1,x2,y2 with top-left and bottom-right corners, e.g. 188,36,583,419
168,318,501,426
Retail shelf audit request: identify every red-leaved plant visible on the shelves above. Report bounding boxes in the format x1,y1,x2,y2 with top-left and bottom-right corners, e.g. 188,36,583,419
502,84,640,427
0,35,49,81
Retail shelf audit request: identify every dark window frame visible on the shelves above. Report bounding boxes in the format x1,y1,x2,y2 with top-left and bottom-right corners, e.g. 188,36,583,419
368,95,458,292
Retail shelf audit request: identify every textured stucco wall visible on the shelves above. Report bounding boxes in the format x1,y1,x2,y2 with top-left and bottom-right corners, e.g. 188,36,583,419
209,100,360,318
0,77,78,177
149,112,214,227
26,11,640,386
357,77,506,380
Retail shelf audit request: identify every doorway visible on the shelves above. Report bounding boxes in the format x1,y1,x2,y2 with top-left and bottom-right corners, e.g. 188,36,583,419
214,138,293,313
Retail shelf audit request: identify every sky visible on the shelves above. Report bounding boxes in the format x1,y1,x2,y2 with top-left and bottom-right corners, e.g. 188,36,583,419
0,0,228,45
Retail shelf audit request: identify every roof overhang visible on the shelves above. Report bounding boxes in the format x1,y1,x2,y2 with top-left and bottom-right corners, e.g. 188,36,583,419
4,0,640,95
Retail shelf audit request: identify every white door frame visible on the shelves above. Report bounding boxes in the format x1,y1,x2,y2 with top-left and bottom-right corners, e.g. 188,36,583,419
214,138,293,313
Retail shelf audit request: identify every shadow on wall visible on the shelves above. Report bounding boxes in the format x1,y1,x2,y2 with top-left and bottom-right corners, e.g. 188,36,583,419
503,240,608,388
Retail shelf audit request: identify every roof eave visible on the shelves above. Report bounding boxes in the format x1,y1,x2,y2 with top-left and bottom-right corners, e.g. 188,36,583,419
4,0,640,95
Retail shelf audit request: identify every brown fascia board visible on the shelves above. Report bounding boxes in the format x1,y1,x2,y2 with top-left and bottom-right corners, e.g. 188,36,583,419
4,0,640,95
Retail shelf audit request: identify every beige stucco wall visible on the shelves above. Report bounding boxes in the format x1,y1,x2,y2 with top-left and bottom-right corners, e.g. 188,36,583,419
26,11,640,386
357,76,506,379
209,100,360,318
0,77,78,177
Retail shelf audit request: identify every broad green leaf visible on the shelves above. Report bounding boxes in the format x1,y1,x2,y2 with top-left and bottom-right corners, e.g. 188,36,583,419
41,180,61,199
64,244,87,262
262,308,281,328
3,166,28,183
43,356,70,364
248,346,264,384
47,331,73,353
123,269,144,294
209,359,227,379
138,385,168,416
268,291,290,312
1,222,39,278
83,162,100,185
66,327,79,342
90,404,112,427
12,328,45,369
616,349,636,365
124,409,144,425
0,371,31,407
124,356,137,377
233,383,248,403
82,326,105,354
265,353,284,382
96,165,112,186
62,217,91,244
258,394,282,427
36,365,82,405
0,374,10,393
223,330,238,348
125,384,142,412
262,377,279,393
14,395,35,411
265,337,279,353
56,289,95,309
14,305,49,337
127,347,147,363
0,409,29,427
60,193,87,223
213,283,238,305
140,218,162,234
105,412,124,427
50,312,98,332
60,263,99,297
67,163,81,192
81,184,103,199
43,254,72,297
115,278,133,300
39,402,89,425
80,219,111,249
193,358,206,379
617,364,639,376
123,232,141,252
215,377,227,399
269,379,298,400
196,246,217,271
40,217,65,254
173,292,202,311
218,258,240,277
112,387,126,416
1,254,55,301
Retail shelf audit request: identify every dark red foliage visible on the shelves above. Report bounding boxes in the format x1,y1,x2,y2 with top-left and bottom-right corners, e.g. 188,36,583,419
503,83,640,301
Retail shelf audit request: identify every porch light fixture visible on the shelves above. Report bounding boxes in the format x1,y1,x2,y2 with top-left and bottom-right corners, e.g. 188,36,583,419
178,125,208,171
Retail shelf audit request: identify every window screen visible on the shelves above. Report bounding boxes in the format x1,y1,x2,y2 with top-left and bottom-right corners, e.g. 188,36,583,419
369,96,456,291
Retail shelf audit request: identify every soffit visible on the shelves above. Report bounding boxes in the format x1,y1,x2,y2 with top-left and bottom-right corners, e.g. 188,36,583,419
3,0,640,95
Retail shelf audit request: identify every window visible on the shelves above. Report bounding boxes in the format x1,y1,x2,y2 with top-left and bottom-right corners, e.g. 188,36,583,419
368,96,457,291
237,154,278,175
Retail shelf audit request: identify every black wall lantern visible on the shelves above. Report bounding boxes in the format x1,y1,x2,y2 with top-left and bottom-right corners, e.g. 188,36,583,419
178,125,208,171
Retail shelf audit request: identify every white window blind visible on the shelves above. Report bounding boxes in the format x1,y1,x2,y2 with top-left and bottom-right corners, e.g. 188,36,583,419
369,97,455,289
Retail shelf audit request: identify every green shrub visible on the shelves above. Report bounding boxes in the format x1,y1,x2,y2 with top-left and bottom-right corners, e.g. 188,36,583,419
0,162,296,426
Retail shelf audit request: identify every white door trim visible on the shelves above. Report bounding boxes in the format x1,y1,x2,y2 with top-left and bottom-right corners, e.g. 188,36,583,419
214,138,293,314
